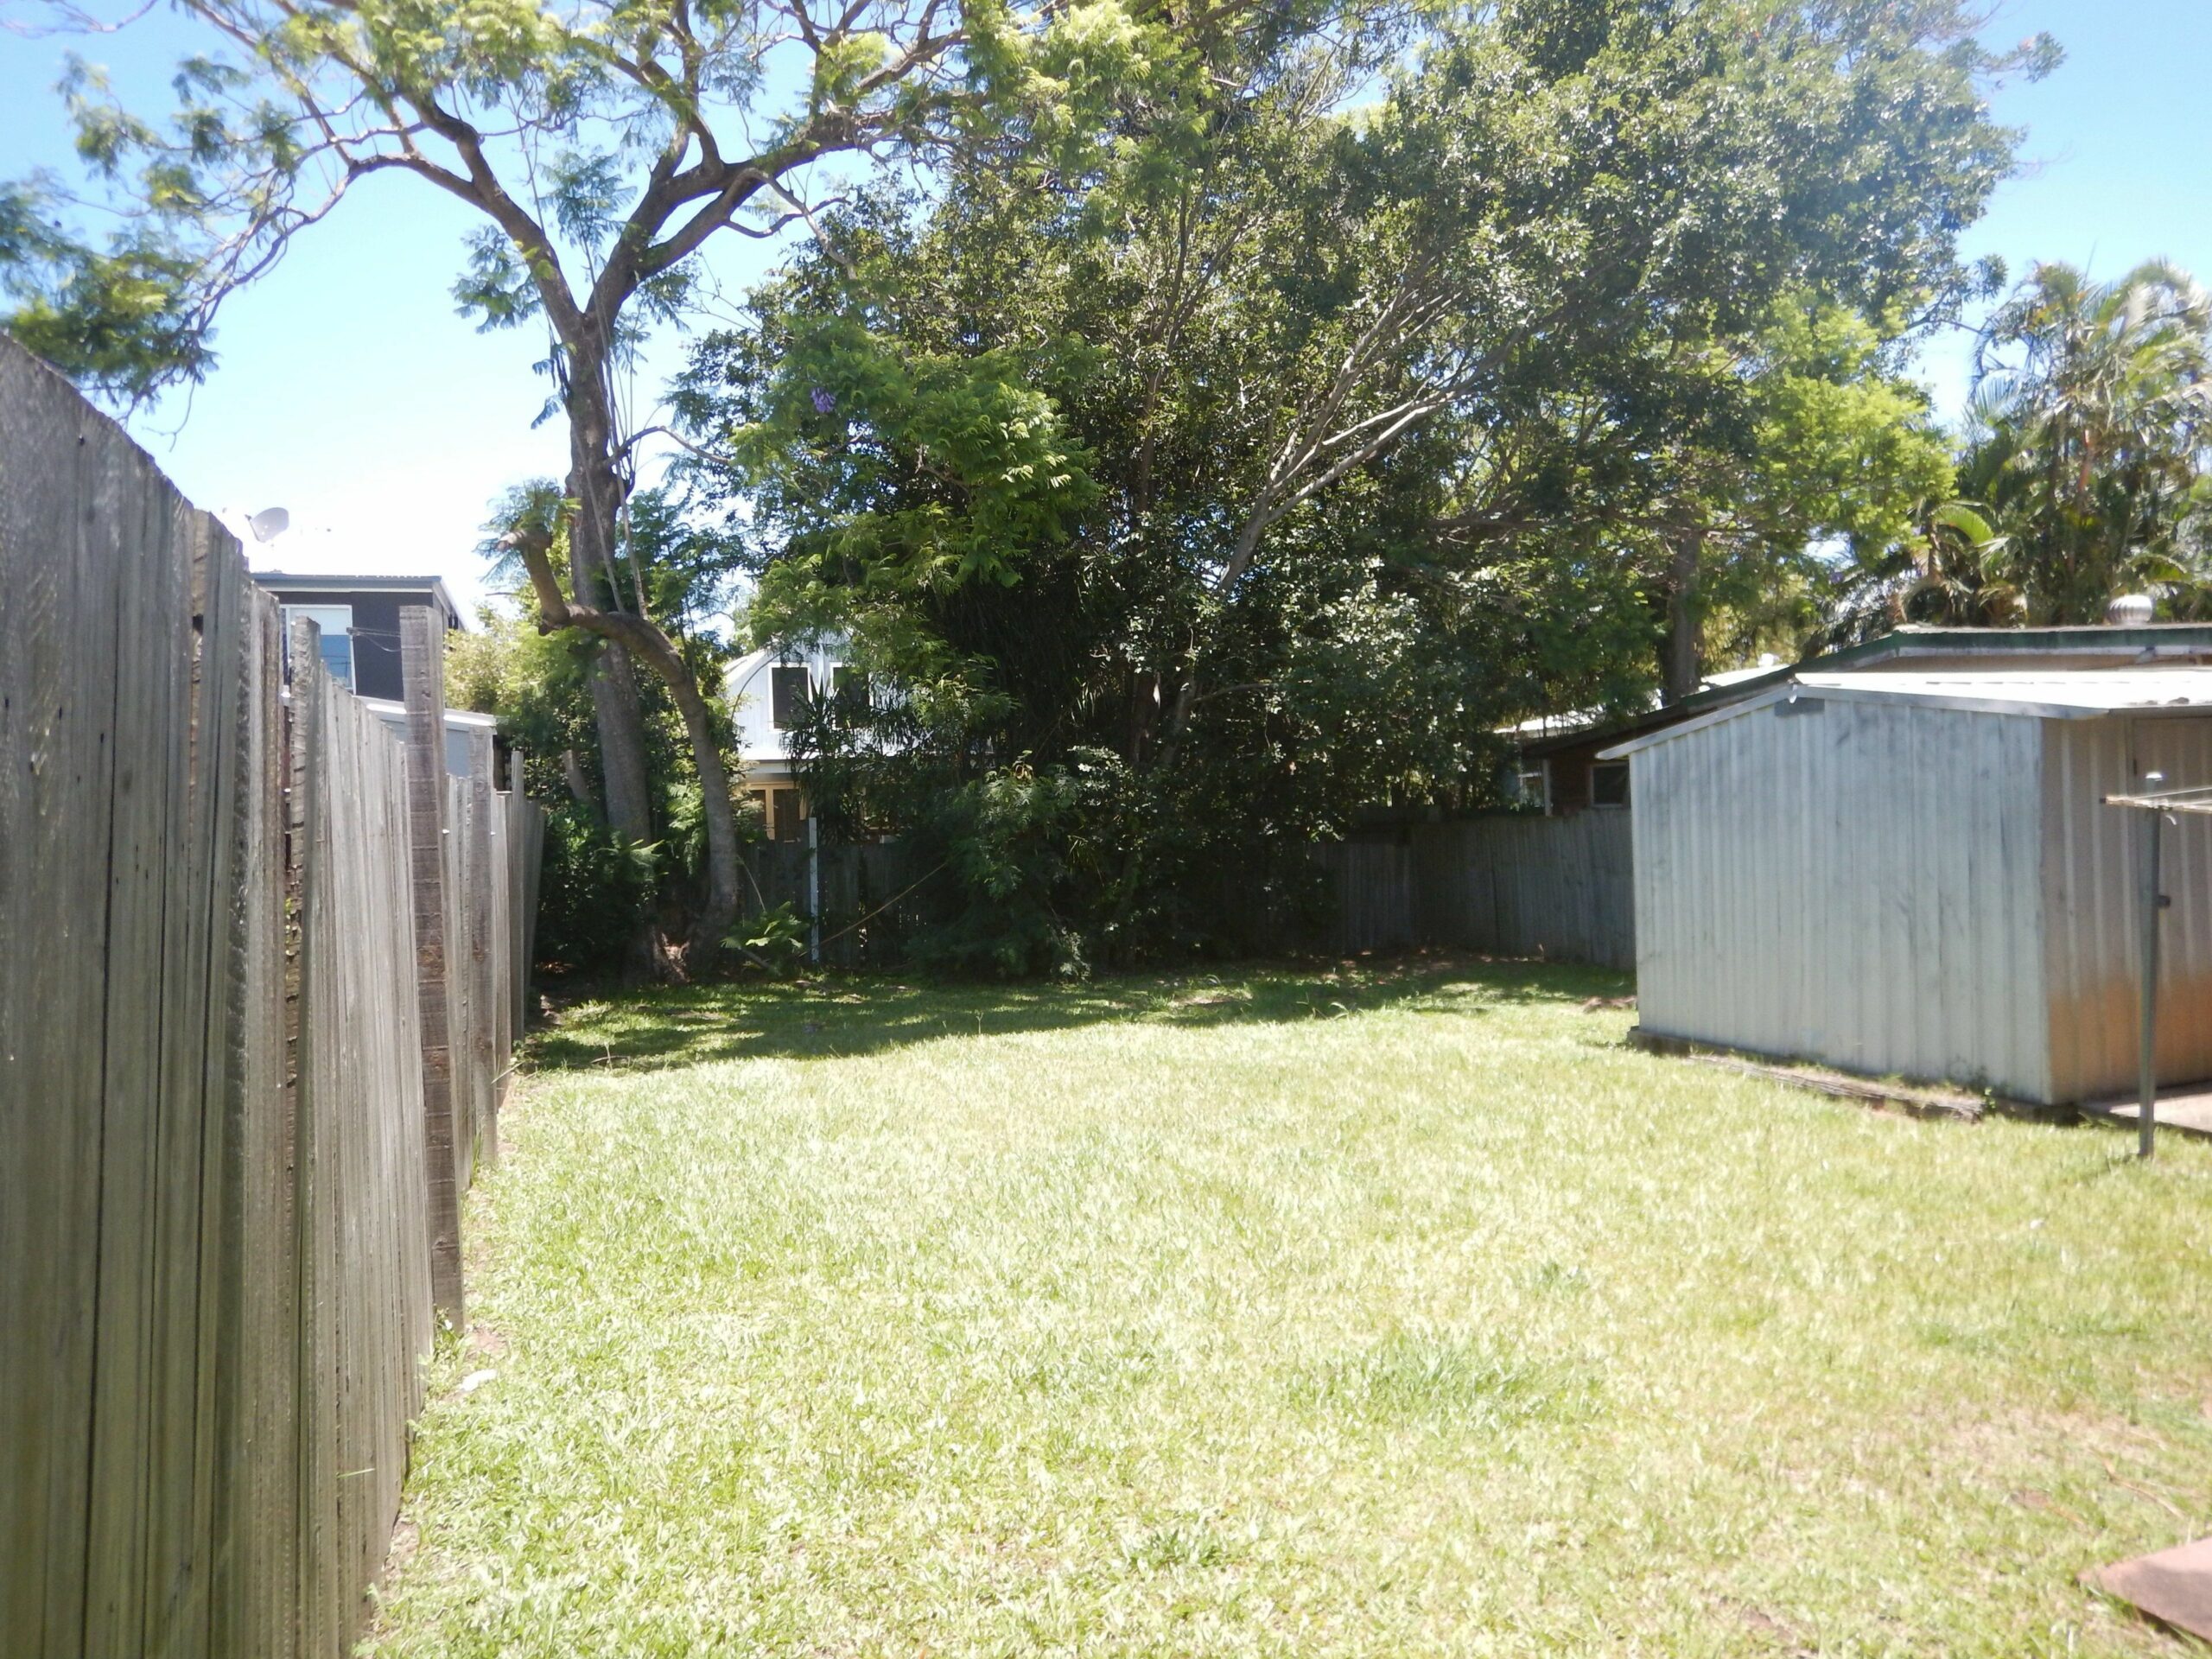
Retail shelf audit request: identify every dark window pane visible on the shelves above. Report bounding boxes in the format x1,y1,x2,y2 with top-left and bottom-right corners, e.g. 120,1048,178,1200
772,788,802,842
771,664,810,728
1592,762,1630,808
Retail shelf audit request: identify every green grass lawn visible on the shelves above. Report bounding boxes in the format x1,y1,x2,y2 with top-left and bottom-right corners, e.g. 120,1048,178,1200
367,960,2212,1656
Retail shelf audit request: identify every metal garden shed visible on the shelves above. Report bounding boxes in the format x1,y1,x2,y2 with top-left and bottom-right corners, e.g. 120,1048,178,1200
1604,669,2212,1109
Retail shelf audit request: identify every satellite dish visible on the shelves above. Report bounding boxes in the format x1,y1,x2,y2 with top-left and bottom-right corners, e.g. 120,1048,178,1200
248,506,290,544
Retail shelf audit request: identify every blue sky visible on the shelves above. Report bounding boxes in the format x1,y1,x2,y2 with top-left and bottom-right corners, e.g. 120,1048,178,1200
1,0,2207,613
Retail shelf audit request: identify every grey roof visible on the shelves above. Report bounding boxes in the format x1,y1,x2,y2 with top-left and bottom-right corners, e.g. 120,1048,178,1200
1599,667,2212,759
1521,621,2212,759
251,570,461,623
253,569,450,588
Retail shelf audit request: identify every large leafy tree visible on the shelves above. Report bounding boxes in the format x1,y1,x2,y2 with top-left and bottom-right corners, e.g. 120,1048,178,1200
676,0,2044,967
1643,300,1959,696
0,0,1201,969
1965,259,2212,622
454,480,747,971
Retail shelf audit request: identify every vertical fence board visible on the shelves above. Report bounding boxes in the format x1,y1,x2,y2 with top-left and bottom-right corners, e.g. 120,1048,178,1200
1319,814,1636,971
1,339,127,1659
83,393,188,1659
1,337,541,1659
398,608,466,1326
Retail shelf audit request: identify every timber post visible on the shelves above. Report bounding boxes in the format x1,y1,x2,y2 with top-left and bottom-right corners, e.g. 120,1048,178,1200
399,606,466,1323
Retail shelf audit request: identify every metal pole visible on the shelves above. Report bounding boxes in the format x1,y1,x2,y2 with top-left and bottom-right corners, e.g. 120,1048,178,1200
807,808,822,965
2137,793,2164,1158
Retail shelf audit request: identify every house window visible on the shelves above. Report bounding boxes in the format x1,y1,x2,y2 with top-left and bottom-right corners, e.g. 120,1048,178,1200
771,787,804,842
1591,760,1630,808
832,664,870,715
770,664,811,728
281,604,354,688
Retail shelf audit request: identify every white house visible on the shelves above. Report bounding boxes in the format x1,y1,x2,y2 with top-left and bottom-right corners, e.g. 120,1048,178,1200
725,639,862,841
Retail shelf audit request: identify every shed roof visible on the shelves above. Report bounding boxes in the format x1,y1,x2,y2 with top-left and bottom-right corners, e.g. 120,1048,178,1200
1521,621,2212,760
251,570,461,627
1599,667,2212,759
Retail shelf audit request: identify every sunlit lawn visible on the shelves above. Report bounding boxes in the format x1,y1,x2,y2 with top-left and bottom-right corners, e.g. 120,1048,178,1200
368,959,2212,1656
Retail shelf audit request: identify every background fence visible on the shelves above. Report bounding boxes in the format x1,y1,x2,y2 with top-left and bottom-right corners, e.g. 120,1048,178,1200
732,815,1631,973
1,337,542,1659
741,839,922,969
1316,812,1636,970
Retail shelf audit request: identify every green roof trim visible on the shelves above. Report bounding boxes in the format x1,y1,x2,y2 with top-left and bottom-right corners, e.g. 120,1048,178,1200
1517,623,2212,758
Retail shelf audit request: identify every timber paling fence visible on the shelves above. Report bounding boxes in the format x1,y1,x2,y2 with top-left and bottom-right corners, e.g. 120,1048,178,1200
742,839,923,968
738,816,1633,972
1316,811,1636,972
1,337,543,1659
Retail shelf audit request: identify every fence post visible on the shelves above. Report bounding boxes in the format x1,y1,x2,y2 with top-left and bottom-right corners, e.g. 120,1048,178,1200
508,747,530,1041
398,607,465,1325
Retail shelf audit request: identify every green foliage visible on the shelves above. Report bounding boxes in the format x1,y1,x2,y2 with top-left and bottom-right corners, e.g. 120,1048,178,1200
532,809,660,979
1964,259,2212,622
726,315,1099,595
453,473,764,971
730,901,809,975
448,601,606,803
1685,297,1962,664
677,0,2036,966
0,180,213,401
458,482,746,869
0,0,1224,407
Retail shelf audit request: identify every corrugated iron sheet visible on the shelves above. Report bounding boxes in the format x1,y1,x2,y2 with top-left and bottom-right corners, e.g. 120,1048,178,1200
2043,716,2212,1101
1632,696,2053,1101
1631,691,2212,1106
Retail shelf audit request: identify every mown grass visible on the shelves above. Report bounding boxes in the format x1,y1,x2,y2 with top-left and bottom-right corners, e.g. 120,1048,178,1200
367,958,2212,1656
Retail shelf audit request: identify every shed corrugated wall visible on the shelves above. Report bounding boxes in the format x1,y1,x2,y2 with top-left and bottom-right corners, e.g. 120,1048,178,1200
2042,715,2212,1102
1630,696,2055,1101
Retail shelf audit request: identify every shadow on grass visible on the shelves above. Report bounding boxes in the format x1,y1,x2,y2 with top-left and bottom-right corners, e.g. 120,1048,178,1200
528,953,1631,1073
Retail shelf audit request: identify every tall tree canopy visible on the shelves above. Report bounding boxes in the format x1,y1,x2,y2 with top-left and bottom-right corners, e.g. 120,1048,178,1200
0,0,1244,969
1965,259,2212,622
671,0,2047,969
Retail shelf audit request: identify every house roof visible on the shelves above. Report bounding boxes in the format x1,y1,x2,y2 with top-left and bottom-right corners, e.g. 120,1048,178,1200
1599,666,2212,760
353,696,498,732
1518,622,2212,760
251,570,461,625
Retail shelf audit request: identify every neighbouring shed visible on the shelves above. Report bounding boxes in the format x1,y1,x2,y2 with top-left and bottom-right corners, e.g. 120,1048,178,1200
1604,669,2212,1108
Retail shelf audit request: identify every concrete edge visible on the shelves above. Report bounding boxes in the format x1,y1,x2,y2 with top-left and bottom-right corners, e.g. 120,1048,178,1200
1623,1026,2074,1126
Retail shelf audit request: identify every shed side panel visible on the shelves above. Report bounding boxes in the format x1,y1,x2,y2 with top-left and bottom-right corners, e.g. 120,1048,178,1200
2044,716,2212,1102
1630,700,2051,1100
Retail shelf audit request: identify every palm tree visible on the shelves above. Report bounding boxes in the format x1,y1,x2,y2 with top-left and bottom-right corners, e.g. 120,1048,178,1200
1969,259,2212,622
1817,496,2021,651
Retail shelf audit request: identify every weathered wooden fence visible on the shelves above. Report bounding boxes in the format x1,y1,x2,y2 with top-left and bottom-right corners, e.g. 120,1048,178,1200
1316,812,1636,971
741,839,920,968
1,337,542,1659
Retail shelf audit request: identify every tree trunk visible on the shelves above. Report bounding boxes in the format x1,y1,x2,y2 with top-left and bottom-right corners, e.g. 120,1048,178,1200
559,748,600,814
519,349,744,974
567,374,655,844
1662,531,1704,706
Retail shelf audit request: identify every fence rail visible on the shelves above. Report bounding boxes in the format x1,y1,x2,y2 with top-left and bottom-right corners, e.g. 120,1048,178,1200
1317,812,1636,970
1,337,542,1659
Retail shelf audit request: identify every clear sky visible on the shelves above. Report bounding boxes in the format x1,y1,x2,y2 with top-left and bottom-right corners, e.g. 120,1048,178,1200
1,0,2207,613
